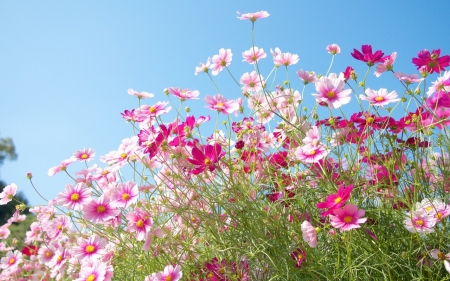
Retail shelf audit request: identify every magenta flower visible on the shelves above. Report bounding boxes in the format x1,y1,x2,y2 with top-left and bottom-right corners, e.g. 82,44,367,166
329,204,367,232
127,88,154,99
273,52,299,67
242,47,267,64
167,87,200,101
317,184,353,217
290,248,307,268
360,88,400,107
110,181,139,208
0,183,17,205
73,234,107,262
0,250,22,270
301,221,317,248
326,44,341,55
412,49,450,74
351,45,386,66
56,183,92,211
240,71,264,92
186,143,225,175
205,94,239,115
237,10,270,22
126,207,152,241
312,73,352,109
83,195,121,224
210,48,232,76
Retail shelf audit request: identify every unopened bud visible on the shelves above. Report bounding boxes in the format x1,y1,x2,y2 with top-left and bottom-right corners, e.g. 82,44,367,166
358,81,365,87
185,107,190,113
163,88,169,95
26,172,33,180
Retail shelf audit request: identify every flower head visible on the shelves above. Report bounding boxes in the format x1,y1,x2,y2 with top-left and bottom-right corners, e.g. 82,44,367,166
404,208,437,234
73,148,95,162
195,57,211,75
186,143,225,175
167,87,200,101
273,52,299,67
412,49,450,74
329,204,367,232
56,183,92,211
301,221,317,248
0,183,17,205
83,195,121,224
317,184,353,217
326,44,341,55
210,48,232,76
351,45,386,66
128,88,154,99
205,94,239,115
360,88,400,107
312,73,352,109
375,52,397,77
242,47,267,64
237,11,270,22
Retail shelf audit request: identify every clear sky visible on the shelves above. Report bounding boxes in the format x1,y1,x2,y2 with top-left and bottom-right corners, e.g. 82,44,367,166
1,1,449,206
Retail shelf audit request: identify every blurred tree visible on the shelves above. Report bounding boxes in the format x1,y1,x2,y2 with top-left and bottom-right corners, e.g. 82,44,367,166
0,136,18,166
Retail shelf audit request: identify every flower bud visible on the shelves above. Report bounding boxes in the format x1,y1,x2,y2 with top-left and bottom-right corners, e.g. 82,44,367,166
26,172,33,180
185,107,191,113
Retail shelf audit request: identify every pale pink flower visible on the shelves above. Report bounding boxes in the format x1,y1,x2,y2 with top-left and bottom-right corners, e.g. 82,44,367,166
360,88,400,107
329,204,367,232
237,11,269,22
205,94,240,115
126,207,152,241
83,195,120,224
195,57,211,75
56,183,92,211
301,221,317,248
302,126,321,150
312,73,352,109
297,69,317,84
242,47,267,64
136,102,172,123
37,245,55,265
74,260,108,281
427,71,450,96
73,234,107,262
48,158,76,176
416,198,450,222
240,71,264,92
45,215,71,240
404,209,437,233
1,250,22,270
142,228,164,252
375,52,397,77
0,183,17,205
145,264,183,281
326,44,341,55
430,249,450,274
128,88,154,99
273,52,299,67
73,148,95,162
167,87,200,101
394,72,424,84
110,181,139,208
210,48,232,76
295,145,329,164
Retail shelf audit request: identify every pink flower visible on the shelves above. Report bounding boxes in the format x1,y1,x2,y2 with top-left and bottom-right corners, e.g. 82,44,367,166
375,52,397,77
136,101,172,123
412,49,450,74
317,184,353,217
73,148,95,162
45,215,71,240
167,87,200,101
240,71,264,92
394,72,424,84
186,143,225,175
47,158,76,176
74,260,108,281
56,183,92,211
242,47,267,64
210,48,232,76
329,204,367,232
301,221,317,248
404,209,437,233
430,249,450,274
1,250,22,270
146,264,182,281
237,10,270,22
73,234,107,262
312,73,352,109
127,88,154,99
295,145,328,164
273,52,299,67
0,183,17,205
427,71,450,97
417,198,450,221
297,69,317,84
351,44,387,66
126,207,152,241
83,195,121,224
360,88,400,107
195,57,211,75
205,94,239,115
326,44,341,55
110,181,139,208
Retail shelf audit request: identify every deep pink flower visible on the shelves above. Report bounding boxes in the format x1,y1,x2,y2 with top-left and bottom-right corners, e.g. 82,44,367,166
412,49,450,74
326,44,340,55
1,250,22,270
73,234,107,262
83,195,121,224
312,73,352,109
186,143,225,175
0,183,17,205
126,207,152,241
74,260,108,281
351,45,387,66
167,87,200,101
210,48,232,76
360,88,400,107
329,204,367,232
128,88,154,99
342,66,355,82
110,181,139,208
205,94,240,115
56,183,92,211
242,47,267,64
317,184,353,217
237,11,270,22
290,248,307,268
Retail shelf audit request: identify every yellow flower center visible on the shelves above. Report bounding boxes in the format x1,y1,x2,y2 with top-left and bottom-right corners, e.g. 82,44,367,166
97,205,106,213
8,258,15,265
71,193,80,201
204,158,211,165
136,219,144,228
375,96,384,102
149,106,156,114
249,82,255,87
326,91,335,98
85,245,95,253
343,216,353,223
334,197,342,204
165,276,173,281
122,193,130,201
86,274,96,281
81,154,88,159
57,225,63,231
57,255,63,262
121,153,127,159
309,149,317,155
297,253,303,260
425,206,433,212
45,251,52,257
438,251,447,260
216,102,224,108
252,55,257,61
415,219,424,226
436,212,443,219
366,117,374,123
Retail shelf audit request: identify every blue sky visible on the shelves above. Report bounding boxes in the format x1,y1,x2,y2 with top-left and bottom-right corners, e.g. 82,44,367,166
1,1,449,206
